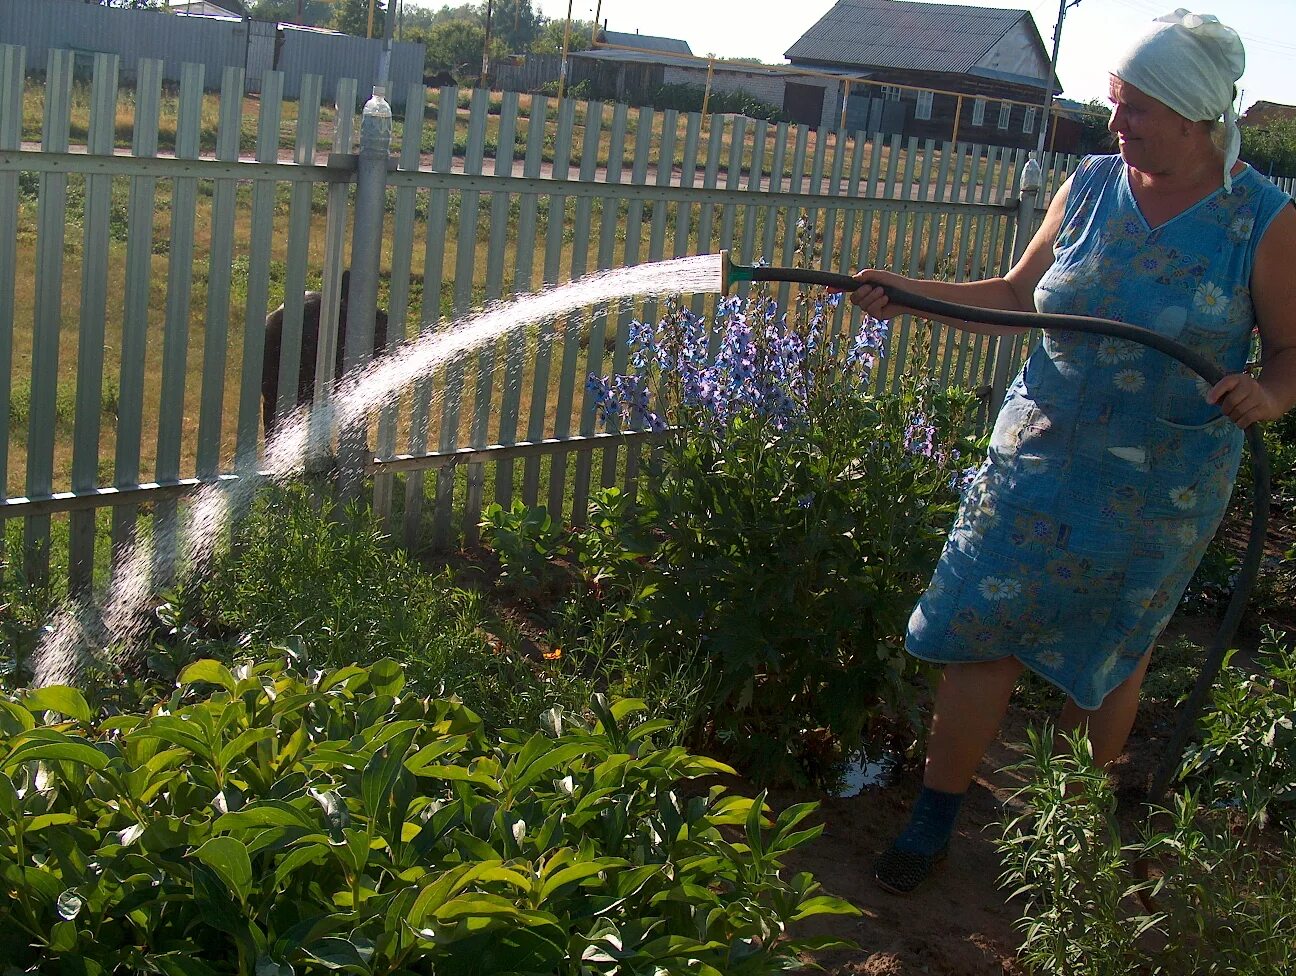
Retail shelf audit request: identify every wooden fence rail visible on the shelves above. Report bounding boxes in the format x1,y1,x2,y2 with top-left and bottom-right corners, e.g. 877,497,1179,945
1,42,1088,594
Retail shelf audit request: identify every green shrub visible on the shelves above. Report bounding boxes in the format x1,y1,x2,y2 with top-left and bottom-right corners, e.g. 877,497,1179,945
175,484,486,679
578,232,980,783
0,656,854,974
647,83,788,124
999,629,1296,976
1178,628,1296,827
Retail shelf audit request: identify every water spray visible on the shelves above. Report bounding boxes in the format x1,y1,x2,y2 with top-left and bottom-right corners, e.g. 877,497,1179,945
716,250,1271,811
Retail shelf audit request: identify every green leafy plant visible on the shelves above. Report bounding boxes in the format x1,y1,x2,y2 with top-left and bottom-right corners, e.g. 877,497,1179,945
479,499,567,593
999,713,1296,975
585,226,980,782
1178,627,1296,827
0,656,857,974
174,483,489,686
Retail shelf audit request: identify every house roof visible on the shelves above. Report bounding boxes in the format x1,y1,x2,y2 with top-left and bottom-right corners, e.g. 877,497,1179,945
1239,100,1296,128
598,30,692,56
785,0,1045,78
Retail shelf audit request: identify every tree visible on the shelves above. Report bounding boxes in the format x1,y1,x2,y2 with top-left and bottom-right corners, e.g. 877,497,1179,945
1242,117,1296,179
81,0,166,9
529,16,593,55
420,18,505,77
333,0,387,37
489,0,539,52
401,3,479,31
1075,99,1113,155
247,0,332,26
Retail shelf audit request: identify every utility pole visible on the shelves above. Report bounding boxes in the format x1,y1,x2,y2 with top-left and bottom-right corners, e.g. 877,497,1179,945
1034,0,1081,160
481,0,494,84
557,0,574,101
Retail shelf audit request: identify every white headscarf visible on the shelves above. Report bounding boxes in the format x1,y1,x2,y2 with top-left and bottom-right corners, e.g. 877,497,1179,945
1111,9,1246,191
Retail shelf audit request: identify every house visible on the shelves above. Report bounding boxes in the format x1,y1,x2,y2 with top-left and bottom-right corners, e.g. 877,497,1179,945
784,0,1067,148
1239,101,1296,129
563,29,841,124
166,0,247,15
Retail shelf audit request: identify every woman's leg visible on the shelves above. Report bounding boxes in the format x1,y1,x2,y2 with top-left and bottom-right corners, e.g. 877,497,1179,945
874,656,1025,894
1057,647,1154,766
923,655,1026,792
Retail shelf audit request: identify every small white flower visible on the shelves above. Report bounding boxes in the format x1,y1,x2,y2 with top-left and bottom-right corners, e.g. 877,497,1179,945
1168,485,1197,510
1119,342,1144,362
1022,456,1051,474
1036,650,1064,669
1114,369,1145,392
978,576,1020,601
1193,282,1228,317
1097,339,1124,365
1179,523,1199,545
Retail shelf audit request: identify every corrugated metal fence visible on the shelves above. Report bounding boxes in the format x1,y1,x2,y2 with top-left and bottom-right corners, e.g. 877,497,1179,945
2,41,1083,596
0,0,425,106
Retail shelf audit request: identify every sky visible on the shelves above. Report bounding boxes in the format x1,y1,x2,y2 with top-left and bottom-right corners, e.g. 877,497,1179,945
521,0,1296,113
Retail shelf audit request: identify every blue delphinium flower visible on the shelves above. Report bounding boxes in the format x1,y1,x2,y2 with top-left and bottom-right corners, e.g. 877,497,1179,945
951,465,980,495
594,293,894,437
904,412,937,458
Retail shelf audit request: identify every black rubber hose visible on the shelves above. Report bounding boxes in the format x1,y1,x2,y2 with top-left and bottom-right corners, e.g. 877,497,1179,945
744,265,1270,806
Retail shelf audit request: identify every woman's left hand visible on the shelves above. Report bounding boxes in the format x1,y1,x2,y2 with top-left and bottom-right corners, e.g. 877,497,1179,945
1207,372,1283,429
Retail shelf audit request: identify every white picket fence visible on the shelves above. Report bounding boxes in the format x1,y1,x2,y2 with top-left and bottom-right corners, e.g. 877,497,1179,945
2,42,1083,593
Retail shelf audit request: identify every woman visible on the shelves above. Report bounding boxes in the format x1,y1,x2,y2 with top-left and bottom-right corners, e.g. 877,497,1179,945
849,10,1296,895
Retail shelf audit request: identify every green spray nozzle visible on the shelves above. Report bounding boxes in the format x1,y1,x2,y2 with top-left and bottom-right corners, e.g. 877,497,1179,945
717,250,863,295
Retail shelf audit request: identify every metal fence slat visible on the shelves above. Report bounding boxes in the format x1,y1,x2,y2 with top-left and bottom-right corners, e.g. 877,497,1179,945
597,102,634,493
234,70,283,474
462,91,524,542
271,74,322,450
402,85,456,547
307,75,357,477
493,92,548,511
109,58,163,553
152,60,206,582
68,52,120,593
373,81,426,527
195,66,244,486
23,49,74,583
432,88,490,547
0,44,25,550
519,95,575,511
561,100,609,525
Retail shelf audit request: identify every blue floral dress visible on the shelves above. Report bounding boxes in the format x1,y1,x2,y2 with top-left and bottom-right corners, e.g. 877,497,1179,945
906,155,1291,708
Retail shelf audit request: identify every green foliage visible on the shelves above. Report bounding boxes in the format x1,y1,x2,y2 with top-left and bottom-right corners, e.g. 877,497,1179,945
332,0,386,37
1241,117,1296,179
480,499,566,590
999,633,1296,976
246,0,334,26
0,656,857,973
172,484,491,697
417,18,508,76
1074,99,1114,155
1178,629,1296,827
529,18,594,55
648,83,789,124
998,730,1141,975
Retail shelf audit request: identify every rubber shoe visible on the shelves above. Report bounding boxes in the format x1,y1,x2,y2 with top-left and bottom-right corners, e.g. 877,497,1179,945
872,842,948,895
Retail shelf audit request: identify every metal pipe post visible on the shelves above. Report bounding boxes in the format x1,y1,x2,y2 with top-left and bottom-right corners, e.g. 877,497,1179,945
989,159,1043,410
338,87,393,501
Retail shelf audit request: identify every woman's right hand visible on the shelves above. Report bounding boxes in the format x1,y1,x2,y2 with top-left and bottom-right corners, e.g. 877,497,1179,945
848,269,918,320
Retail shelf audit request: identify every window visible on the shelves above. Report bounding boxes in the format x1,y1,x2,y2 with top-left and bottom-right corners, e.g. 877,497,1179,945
1023,106,1037,134
971,96,986,126
997,101,1011,130
881,85,902,101
915,89,934,120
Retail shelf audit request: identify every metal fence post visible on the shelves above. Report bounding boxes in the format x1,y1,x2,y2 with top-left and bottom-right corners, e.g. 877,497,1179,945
989,157,1044,412
338,85,393,504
